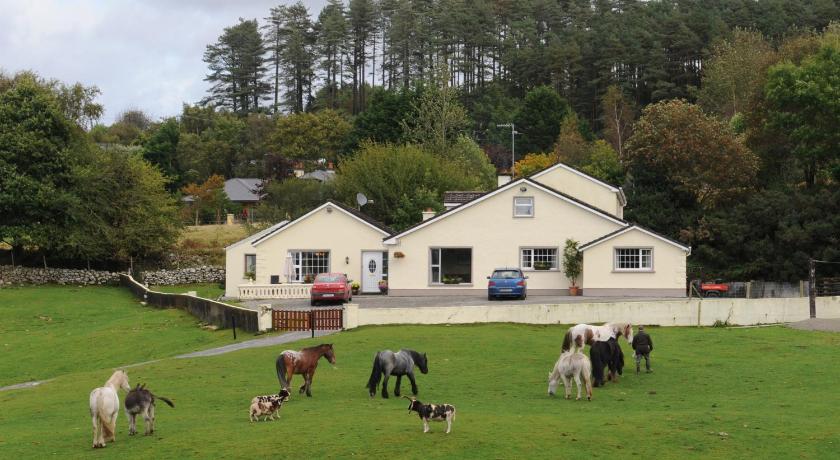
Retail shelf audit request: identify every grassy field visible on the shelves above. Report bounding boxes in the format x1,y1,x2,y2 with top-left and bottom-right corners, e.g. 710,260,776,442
149,283,225,300
175,224,252,266
0,286,237,387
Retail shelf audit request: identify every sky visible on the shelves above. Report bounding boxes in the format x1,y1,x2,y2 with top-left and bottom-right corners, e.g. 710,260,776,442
0,0,327,124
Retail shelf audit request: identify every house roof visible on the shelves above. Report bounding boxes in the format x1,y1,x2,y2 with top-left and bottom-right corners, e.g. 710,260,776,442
529,162,627,206
443,191,485,205
224,178,264,202
579,225,691,254
383,177,628,244
224,220,290,251
300,170,336,182
251,200,393,247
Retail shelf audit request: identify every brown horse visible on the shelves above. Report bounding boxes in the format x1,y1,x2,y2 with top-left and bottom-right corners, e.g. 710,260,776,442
275,344,336,397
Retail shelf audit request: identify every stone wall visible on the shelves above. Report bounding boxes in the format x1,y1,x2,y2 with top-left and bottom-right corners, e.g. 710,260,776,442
142,266,225,285
0,265,226,286
0,266,120,286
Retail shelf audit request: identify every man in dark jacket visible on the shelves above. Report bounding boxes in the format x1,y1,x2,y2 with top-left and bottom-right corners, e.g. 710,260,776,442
632,325,653,373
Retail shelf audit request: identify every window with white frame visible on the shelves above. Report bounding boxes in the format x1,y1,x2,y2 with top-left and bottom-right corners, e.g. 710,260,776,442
614,248,653,271
289,250,330,282
244,254,256,277
430,248,472,284
513,197,534,217
521,248,558,270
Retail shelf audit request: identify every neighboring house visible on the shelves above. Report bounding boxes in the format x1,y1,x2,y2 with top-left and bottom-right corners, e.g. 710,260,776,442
224,178,264,205
225,163,690,299
443,191,485,210
300,170,336,182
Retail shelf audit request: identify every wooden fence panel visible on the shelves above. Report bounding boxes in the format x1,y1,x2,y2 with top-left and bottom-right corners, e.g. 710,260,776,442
272,309,344,331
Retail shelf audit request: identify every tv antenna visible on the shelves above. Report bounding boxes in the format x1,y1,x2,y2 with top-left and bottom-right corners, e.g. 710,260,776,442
356,192,373,209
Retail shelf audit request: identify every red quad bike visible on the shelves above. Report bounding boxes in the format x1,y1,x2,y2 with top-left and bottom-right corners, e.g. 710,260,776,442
700,279,729,298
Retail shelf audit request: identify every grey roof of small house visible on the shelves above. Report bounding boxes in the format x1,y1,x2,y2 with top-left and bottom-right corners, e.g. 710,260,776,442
224,178,264,203
443,191,485,205
300,170,336,182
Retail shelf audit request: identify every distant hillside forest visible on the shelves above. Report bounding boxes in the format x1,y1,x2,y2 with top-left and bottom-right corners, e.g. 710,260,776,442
2,0,839,281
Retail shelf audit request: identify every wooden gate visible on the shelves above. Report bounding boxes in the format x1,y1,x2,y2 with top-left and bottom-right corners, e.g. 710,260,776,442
272,309,343,332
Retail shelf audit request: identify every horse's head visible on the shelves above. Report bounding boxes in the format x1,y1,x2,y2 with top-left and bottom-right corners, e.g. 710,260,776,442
324,344,337,365
115,370,130,392
623,324,634,343
418,353,429,374
547,371,560,396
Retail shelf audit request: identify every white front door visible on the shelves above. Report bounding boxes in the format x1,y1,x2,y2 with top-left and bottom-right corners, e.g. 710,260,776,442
361,251,384,293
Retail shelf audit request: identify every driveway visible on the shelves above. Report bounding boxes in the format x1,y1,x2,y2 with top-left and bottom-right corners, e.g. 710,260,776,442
242,294,688,310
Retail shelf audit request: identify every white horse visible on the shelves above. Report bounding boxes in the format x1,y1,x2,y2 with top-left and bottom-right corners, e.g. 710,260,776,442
89,370,130,448
562,323,634,353
548,351,593,400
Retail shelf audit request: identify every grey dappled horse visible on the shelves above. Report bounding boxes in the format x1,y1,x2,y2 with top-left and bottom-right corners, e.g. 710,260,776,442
366,349,428,398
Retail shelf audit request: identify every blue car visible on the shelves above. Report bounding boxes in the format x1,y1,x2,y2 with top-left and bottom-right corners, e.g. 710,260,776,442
487,268,528,300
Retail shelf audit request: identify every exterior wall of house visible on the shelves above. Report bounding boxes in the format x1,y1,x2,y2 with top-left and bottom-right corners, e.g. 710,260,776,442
532,166,623,217
224,205,388,297
581,229,688,297
386,184,625,296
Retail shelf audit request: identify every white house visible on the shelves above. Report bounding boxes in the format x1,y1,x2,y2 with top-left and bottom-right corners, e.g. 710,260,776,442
225,163,690,299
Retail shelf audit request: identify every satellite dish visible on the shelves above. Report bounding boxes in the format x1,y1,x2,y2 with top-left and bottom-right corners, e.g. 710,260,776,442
356,192,368,207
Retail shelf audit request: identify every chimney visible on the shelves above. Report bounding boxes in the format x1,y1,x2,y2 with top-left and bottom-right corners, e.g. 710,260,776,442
497,174,512,187
422,208,436,221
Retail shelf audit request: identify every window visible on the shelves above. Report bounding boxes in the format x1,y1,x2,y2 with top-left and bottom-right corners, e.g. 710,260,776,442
244,254,256,277
614,248,653,271
513,197,534,217
521,248,558,270
430,248,472,284
289,250,330,282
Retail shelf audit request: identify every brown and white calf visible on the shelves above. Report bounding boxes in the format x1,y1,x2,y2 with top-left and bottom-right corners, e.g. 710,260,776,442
249,389,291,422
404,396,456,434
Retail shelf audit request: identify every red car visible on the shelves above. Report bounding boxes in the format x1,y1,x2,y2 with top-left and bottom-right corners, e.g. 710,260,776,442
310,273,352,306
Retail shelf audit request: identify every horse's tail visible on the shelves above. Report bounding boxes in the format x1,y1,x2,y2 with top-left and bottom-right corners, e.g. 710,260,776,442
562,330,573,352
154,395,175,408
276,354,289,391
366,352,383,395
96,394,114,440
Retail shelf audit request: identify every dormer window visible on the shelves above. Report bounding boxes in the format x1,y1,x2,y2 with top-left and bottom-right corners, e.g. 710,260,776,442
513,197,534,217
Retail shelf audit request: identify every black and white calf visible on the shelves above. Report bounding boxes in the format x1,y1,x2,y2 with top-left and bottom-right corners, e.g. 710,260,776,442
404,396,456,434
249,389,291,422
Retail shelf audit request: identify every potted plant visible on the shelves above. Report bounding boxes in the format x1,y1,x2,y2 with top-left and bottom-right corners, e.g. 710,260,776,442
563,239,583,296
351,281,361,295
534,261,552,271
442,275,462,285
378,279,388,294
244,271,256,283
304,274,314,284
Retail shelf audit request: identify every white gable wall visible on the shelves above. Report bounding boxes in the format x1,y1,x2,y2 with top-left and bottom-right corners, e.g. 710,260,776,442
532,165,624,217
582,228,688,297
386,183,625,295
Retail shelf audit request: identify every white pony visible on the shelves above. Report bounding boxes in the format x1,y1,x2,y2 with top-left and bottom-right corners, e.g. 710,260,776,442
562,323,634,353
548,351,593,400
89,370,130,448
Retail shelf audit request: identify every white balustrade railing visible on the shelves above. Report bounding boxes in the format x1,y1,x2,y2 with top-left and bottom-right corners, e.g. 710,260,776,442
238,283,312,300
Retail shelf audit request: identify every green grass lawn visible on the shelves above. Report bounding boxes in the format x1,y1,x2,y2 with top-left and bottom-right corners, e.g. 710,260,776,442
1,287,839,459
0,286,237,387
149,283,225,300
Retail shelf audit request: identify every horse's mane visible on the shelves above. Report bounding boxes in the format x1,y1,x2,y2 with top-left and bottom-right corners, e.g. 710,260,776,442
403,349,425,365
303,343,333,352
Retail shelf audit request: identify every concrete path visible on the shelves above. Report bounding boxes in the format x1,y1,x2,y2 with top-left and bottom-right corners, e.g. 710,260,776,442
175,329,338,358
0,330,338,392
787,317,840,333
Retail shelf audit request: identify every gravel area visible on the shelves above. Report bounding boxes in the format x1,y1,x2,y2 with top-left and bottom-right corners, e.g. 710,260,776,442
786,317,840,332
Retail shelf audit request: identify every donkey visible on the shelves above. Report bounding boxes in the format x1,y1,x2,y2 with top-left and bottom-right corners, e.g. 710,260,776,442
367,349,428,398
590,337,625,387
124,384,174,436
89,370,130,448
548,351,592,401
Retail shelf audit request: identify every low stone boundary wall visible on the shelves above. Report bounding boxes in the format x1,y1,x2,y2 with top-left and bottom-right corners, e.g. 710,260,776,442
0,266,119,286
142,266,225,285
341,296,840,328
120,274,262,332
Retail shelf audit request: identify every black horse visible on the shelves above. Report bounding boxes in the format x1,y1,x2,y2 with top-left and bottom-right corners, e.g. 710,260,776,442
366,349,428,398
590,337,624,387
